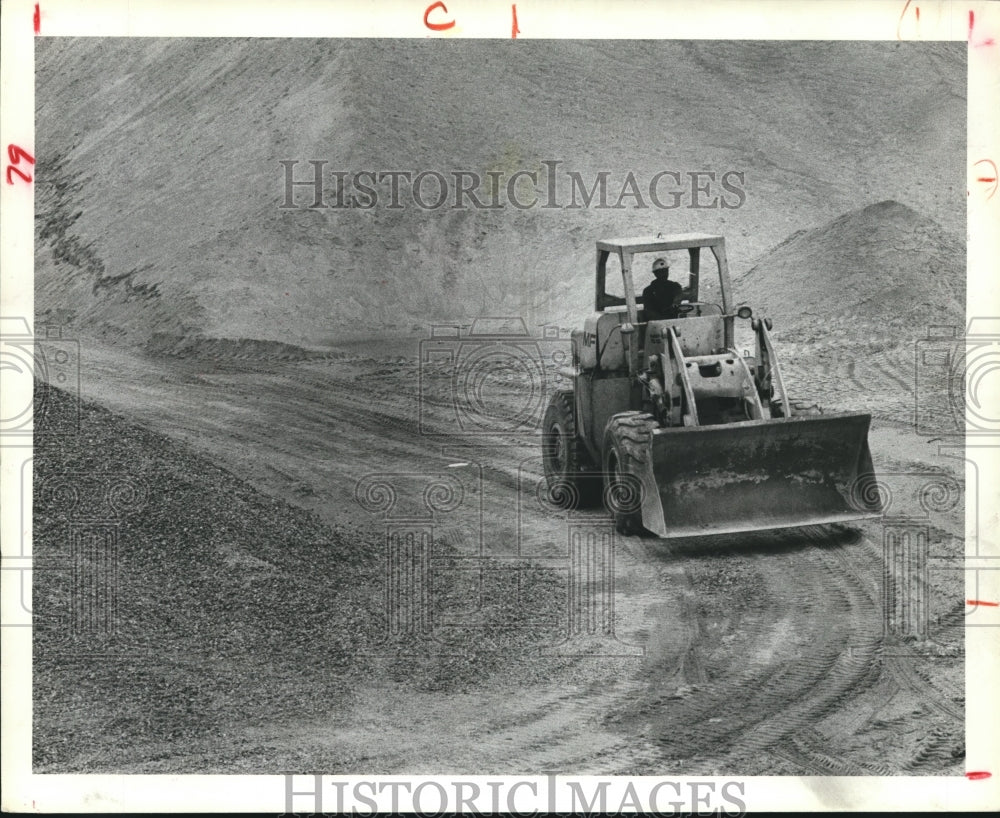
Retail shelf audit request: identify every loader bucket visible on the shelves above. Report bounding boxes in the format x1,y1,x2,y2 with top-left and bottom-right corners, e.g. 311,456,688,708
635,412,882,538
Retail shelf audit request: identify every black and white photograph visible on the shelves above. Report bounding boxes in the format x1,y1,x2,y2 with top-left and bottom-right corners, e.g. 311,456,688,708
2,0,999,813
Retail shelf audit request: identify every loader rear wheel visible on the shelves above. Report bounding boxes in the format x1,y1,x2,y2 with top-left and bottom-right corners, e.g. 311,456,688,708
603,412,657,536
541,390,601,508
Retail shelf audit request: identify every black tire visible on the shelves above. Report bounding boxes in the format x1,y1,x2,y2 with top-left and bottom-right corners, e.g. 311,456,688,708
541,390,601,508
602,412,657,535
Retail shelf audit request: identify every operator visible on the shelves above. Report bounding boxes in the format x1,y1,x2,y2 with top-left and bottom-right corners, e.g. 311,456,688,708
641,257,683,321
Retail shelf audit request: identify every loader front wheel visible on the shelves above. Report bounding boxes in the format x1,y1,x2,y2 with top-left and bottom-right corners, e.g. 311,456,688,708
603,412,657,536
542,390,601,508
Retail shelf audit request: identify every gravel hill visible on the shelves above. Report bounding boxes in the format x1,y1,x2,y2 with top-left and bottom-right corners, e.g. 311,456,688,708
34,39,965,345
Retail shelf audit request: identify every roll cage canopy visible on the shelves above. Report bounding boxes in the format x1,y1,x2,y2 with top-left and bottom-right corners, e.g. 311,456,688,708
595,233,732,324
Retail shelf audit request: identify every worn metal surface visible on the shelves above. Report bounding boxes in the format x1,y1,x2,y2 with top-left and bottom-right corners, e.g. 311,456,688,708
637,412,881,538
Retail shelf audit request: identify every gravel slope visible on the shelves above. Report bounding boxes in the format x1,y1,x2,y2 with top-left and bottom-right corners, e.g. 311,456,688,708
32,383,567,772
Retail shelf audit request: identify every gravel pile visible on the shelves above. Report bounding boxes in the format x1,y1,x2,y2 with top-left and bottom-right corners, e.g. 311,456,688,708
33,383,385,769
33,383,567,771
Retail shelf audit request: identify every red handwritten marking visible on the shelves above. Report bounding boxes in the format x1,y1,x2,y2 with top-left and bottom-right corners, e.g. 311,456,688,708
966,771,992,780
967,599,999,606
6,166,31,185
896,0,914,39
973,159,998,199
8,145,35,165
5,144,35,186
423,1,455,31
916,6,920,21
33,3,40,33
968,9,996,46
512,4,520,38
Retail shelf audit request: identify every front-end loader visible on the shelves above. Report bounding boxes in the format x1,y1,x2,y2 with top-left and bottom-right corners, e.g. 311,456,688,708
542,233,882,537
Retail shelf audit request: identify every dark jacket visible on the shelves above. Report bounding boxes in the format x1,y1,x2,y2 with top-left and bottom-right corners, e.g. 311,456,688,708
641,277,682,320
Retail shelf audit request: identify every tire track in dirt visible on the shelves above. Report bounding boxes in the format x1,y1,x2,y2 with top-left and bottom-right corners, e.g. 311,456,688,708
734,530,884,761
606,525,891,775
885,656,963,722
771,730,886,776
844,516,965,733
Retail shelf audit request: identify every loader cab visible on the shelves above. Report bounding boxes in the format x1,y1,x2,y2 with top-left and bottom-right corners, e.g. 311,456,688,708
582,234,734,373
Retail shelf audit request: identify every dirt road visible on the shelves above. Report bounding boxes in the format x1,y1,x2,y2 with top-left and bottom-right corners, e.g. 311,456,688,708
37,337,964,774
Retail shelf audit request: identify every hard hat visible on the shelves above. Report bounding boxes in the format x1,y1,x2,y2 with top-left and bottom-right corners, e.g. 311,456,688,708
652,257,669,271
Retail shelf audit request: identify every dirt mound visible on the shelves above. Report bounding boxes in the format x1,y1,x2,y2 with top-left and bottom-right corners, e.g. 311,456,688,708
733,201,964,422
737,200,964,348
34,39,964,347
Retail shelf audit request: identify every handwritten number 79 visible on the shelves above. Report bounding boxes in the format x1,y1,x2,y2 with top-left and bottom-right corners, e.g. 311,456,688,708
6,144,35,185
